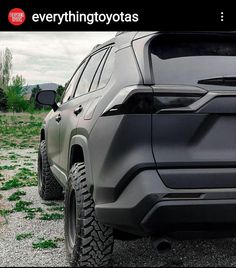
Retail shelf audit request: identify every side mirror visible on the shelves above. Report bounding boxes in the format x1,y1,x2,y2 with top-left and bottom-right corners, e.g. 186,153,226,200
36,90,58,111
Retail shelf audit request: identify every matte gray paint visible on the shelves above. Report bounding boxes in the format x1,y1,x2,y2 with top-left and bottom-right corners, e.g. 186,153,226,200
39,31,236,236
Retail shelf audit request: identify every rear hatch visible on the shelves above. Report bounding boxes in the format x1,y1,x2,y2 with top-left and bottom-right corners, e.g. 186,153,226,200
150,33,236,189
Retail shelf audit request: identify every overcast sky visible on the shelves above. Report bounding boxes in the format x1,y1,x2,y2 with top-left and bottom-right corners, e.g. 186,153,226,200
0,32,116,86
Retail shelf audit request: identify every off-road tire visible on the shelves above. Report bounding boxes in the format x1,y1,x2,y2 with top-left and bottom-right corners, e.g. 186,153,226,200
38,140,63,200
65,163,114,267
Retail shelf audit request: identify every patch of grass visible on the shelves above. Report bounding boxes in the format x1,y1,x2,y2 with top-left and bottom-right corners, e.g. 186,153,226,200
0,165,17,170
16,232,33,241
12,200,44,220
32,238,58,249
0,209,13,224
9,154,17,160
0,168,37,190
0,113,46,149
0,209,12,217
29,115,35,121
24,162,34,166
8,190,26,201
24,212,35,220
13,200,33,212
39,213,64,221
24,207,44,220
1,178,24,190
48,206,64,212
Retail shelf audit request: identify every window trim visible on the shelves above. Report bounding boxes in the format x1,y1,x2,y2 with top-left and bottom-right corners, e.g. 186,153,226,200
72,46,110,99
60,58,88,105
87,48,110,93
89,45,116,93
90,47,110,92
59,43,115,106
88,46,115,93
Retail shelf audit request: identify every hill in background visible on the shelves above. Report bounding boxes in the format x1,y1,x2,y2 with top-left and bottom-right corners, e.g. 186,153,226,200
24,83,59,93
24,83,59,100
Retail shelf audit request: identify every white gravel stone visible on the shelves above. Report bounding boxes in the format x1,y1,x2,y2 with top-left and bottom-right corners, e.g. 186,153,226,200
1,149,236,267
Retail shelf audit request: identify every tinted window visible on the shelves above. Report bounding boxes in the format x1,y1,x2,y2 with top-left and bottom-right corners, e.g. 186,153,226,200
97,47,115,89
74,49,107,98
90,49,109,92
150,34,236,85
62,61,86,103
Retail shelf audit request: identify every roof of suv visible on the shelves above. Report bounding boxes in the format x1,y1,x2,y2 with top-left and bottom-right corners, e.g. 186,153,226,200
91,31,236,54
91,31,158,53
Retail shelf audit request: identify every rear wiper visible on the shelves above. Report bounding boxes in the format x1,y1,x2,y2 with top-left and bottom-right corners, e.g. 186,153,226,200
198,77,236,86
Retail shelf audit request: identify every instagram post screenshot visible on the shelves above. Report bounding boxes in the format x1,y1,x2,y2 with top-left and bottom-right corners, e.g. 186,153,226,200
0,3,236,267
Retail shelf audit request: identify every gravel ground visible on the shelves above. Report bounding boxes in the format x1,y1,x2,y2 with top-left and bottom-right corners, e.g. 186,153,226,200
2,149,236,267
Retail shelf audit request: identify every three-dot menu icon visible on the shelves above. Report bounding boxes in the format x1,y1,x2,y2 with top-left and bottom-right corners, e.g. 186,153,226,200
221,12,224,22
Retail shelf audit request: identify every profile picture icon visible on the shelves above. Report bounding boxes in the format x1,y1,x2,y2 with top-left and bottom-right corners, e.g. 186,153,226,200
8,8,26,26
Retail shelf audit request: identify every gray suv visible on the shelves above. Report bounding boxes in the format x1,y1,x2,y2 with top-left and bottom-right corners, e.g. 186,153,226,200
36,31,236,267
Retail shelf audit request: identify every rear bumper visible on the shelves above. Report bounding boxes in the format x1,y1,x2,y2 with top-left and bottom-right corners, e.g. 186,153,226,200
141,199,236,235
95,169,236,236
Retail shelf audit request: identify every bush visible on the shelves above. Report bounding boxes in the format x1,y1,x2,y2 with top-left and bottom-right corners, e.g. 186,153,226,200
6,75,28,112
0,87,8,111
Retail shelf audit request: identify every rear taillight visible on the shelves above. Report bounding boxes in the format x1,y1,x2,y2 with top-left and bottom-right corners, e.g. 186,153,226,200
102,85,206,116
153,94,202,113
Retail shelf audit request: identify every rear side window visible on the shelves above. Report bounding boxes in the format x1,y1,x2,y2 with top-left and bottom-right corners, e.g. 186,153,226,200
150,34,236,85
62,61,86,103
90,49,109,92
98,47,116,89
74,49,107,98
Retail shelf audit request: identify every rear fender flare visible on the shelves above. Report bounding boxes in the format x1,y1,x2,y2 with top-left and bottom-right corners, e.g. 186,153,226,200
69,135,93,192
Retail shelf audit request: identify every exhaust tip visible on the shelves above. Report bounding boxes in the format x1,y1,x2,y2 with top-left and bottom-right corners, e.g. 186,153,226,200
152,238,172,253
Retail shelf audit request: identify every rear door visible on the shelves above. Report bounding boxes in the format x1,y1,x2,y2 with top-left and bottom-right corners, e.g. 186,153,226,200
150,33,236,189
59,48,109,174
46,64,83,167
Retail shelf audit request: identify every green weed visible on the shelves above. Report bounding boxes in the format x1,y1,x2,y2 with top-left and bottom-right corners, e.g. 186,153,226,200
0,168,37,190
0,209,13,224
12,200,43,220
0,165,17,170
39,213,64,221
8,190,26,201
32,238,58,249
13,200,33,212
16,232,33,241
1,178,24,190
48,206,64,212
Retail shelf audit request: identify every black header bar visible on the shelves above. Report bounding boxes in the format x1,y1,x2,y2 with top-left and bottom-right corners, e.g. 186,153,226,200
0,5,235,31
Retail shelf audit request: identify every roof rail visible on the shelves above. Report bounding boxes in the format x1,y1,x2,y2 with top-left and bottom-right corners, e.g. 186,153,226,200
92,44,101,51
116,31,125,36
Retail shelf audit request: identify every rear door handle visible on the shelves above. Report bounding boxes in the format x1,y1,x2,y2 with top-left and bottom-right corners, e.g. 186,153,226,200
74,105,83,116
55,114,61,122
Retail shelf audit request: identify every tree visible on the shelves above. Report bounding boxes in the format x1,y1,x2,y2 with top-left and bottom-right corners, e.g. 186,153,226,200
30,85,41,109
0,87,8,111
6,75,27,112
0,48,12,90
56,85,65,103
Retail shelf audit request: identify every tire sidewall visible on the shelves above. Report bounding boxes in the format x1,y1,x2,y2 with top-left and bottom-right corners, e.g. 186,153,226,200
64,174,81,266
64,163,114,267
38,142,45,196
